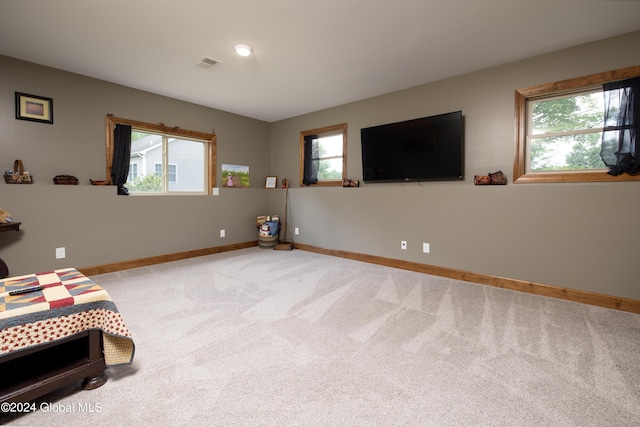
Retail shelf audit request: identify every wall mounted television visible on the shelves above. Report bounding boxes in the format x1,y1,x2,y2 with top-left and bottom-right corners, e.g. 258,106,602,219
361,111,464,183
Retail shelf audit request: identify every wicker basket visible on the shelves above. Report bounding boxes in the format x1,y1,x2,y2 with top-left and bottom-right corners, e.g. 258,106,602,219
53,175,79,185
4,160,33,184
258,234,278,248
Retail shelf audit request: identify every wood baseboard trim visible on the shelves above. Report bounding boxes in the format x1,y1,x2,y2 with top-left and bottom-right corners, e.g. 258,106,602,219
79,241,257,276
77,240,639,314
293,243,640,314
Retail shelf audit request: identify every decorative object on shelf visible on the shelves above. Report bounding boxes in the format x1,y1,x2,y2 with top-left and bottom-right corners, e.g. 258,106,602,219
474,170,507,185
4,159,33,184
265,176,277,189
90,179,109,185
281,178,288,189
0,208,12,223
15,92,53,124
53,175,79,185
342,178,360,187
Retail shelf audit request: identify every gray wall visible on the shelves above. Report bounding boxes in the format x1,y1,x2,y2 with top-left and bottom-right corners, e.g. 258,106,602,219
2,31,640,301
0,56,270,275
269,31,640,300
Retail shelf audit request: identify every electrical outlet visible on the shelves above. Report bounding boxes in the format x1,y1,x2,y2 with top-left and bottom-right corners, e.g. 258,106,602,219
56,247,66,259
220,229,225,237
401,241,407,250
295,227,299,235
423,243,430,253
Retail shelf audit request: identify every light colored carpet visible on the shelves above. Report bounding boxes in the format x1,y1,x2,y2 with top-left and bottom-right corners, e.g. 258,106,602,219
3,247,640,426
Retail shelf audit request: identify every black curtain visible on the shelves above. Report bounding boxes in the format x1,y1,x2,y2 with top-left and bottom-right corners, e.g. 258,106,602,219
302,134,319,185
111,124,132,195
601,77,640,176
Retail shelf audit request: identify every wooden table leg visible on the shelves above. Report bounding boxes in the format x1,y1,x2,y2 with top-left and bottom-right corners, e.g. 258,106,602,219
0,258,8,279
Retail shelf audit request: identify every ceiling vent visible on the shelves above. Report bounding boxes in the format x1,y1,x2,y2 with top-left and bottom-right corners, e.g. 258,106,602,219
195,56,220,69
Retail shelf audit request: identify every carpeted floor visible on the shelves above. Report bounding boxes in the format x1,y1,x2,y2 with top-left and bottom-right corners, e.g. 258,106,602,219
3,247,640,426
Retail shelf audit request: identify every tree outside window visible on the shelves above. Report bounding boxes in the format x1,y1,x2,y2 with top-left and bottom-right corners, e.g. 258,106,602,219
528,90,604,172
514,65,640,183
299,123,347,186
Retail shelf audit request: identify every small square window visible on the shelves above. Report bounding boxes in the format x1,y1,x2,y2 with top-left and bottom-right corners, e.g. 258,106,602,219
300,123,347,186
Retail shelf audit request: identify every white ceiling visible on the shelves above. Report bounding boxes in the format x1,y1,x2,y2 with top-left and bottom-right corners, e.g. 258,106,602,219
1,0,640,122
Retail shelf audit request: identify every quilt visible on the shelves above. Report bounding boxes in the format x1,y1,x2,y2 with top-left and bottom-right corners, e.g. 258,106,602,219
0,268,134,366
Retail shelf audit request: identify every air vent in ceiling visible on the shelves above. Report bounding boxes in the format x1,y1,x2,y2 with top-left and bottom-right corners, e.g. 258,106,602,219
195,56,220,69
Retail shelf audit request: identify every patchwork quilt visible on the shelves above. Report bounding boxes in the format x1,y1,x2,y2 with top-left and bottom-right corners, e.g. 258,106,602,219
0,268,134,366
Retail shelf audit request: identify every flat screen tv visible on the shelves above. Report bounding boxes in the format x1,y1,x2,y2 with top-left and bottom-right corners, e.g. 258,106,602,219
361,111,464,182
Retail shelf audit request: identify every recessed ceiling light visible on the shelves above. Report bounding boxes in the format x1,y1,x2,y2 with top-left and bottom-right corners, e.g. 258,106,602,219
234,44,252,57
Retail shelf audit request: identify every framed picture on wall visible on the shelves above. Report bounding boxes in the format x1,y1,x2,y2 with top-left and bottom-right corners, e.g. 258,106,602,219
221,164,250,188
15,92,53,124
265,176,277,189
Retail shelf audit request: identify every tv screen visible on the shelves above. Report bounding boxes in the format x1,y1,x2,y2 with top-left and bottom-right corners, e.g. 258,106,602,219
361,111,464,182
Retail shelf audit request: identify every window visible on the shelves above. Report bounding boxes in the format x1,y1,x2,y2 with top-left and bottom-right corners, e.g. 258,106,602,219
155,163,177,183
168,164,177,183
106,115,216,194
299,123,347,186
128,163,138,182
514,65,640,183
528,89,604,172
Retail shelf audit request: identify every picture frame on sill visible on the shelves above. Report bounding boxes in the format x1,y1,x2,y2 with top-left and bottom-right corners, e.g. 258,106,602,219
265,176,277,189
15,92,53,124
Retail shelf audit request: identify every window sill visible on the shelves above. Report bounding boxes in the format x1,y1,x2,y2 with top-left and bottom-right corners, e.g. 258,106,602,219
126,192,209,196
513,170,640,183
301,180,343,187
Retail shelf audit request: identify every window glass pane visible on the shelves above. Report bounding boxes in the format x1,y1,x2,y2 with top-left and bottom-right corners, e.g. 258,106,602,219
529,132,605,171
317,134,343,158
528,90,606,172
317,158,343,180
315,134,343,181
168,138,205,192
127,133,206,193
531,92,603,135
127,132,162,193
128,163,137,181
